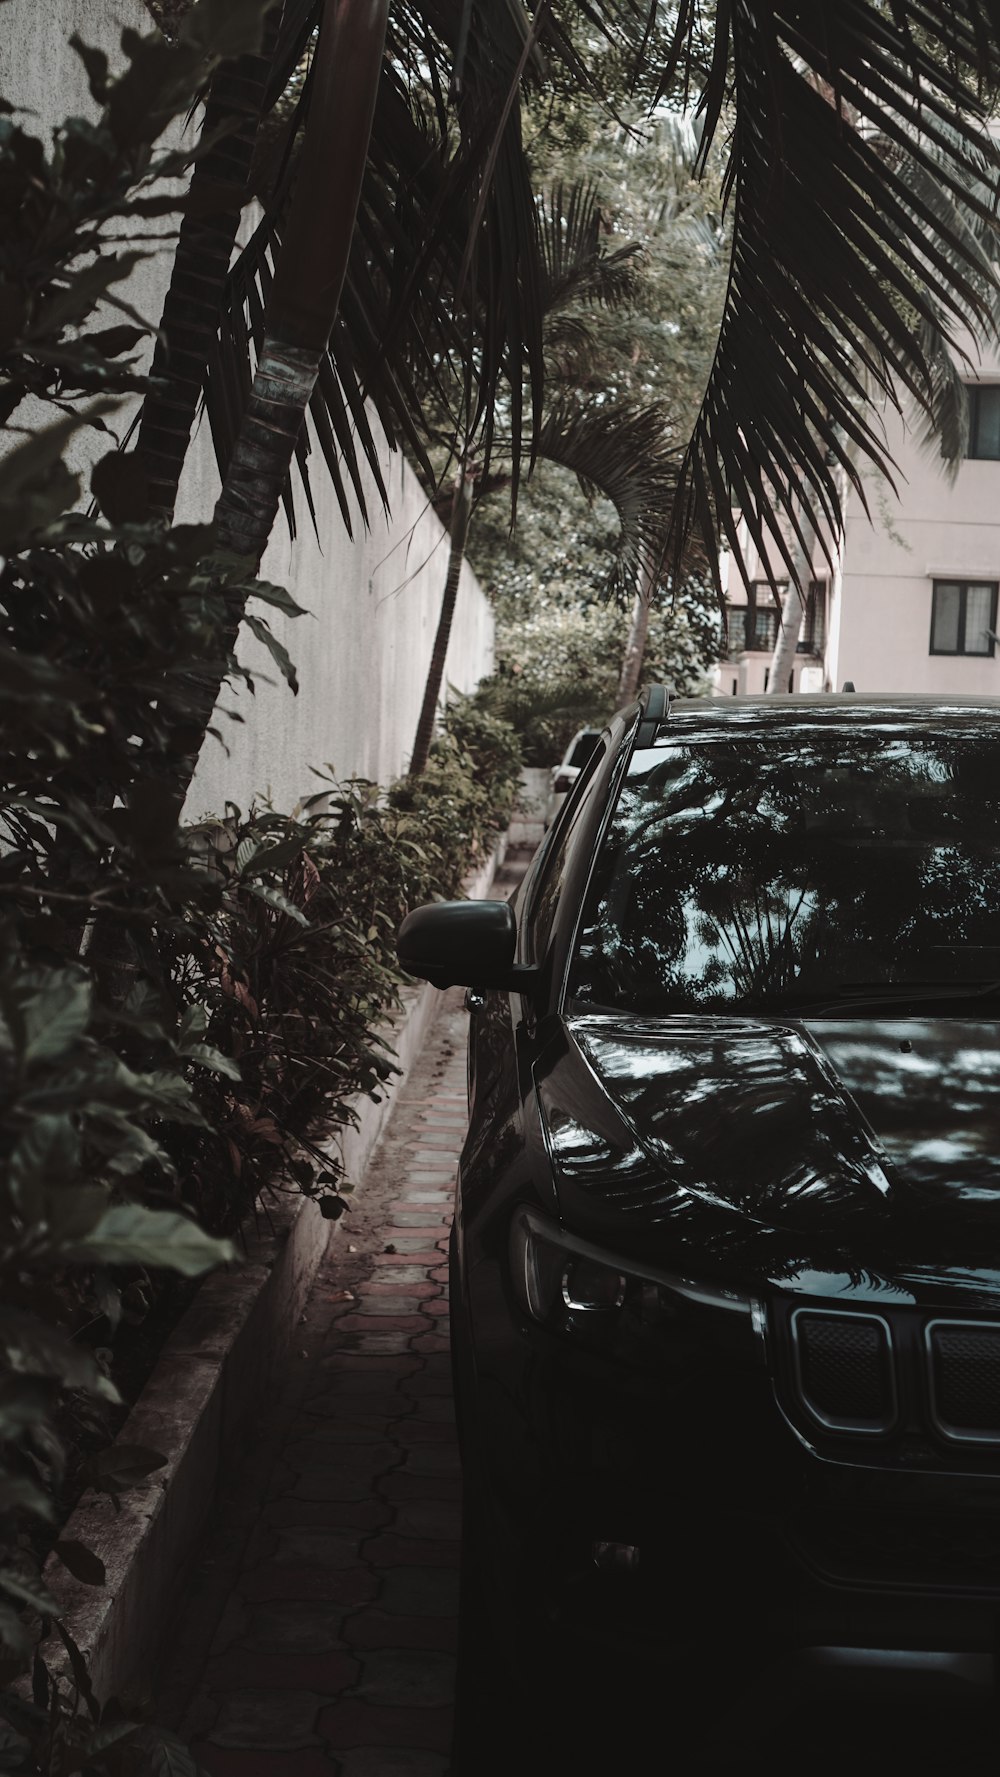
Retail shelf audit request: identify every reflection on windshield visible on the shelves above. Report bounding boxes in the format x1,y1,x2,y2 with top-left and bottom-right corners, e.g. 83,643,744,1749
568,719,1000,1016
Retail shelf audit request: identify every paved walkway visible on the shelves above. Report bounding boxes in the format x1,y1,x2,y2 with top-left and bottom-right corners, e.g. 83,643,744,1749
156,990,471,1776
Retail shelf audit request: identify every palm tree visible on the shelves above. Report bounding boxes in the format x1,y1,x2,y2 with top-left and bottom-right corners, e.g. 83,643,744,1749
405,176,698,774
133,0,1000,785
759,92,1000,689
657,2,1000,592
133,0,295,517
409,460,477,777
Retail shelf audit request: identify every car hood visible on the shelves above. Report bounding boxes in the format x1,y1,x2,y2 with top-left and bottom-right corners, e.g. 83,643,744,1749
535,1013,1000,1301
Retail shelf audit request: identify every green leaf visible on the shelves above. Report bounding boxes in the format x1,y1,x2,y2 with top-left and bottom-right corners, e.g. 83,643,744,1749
61,1205,235,1276
0,1720,31,1767
146,1728,204,1777
52,1541,105,1588
242,836,308,878
92,1443,167,1489
83,1718,142,1757
182,1044,241,1082
243,882,308,926
9,1117,80,1215
0,1477,54,1523
39,1184,109,1245
0,1606,30,1659
0,1570,57,1616
243,613,299,694
51,1617,99,1721
21,973,90,1066
91,449,149,523
176,1004,208,1043
0,1311,120,1402
250,581,309,620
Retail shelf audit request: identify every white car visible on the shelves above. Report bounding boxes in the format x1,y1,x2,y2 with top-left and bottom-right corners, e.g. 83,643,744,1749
544,728,602,829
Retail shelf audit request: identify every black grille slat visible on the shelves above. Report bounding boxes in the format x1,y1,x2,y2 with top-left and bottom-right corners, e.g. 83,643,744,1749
793,1311,895,1433
928,1323,1000,1441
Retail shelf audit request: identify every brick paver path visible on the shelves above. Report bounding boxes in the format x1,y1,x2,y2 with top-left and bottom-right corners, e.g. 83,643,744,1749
156,991,470,1776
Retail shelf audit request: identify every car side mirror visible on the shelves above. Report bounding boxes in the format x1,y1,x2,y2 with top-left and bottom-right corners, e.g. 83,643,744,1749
552,768,577,794
396,900,538,992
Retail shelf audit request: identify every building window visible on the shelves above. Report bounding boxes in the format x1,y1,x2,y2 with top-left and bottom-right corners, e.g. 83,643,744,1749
930,580,998,656
967,385,1000,460
722,586,782,655
724,582,824,659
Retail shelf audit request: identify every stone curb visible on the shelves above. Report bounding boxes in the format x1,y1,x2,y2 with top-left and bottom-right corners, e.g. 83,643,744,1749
43,834,507,1702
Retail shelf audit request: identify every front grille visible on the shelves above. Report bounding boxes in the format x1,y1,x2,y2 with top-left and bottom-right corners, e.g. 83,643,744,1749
927,1321,1000,1444
792,1309,895,1434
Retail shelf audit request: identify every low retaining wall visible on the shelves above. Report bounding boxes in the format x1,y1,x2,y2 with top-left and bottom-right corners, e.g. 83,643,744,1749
44,834,506,1701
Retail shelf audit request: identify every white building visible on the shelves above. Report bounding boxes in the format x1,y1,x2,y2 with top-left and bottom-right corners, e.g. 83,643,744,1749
714,365,1000,698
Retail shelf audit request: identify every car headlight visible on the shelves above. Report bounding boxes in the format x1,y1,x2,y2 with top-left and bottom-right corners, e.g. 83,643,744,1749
509,1205,766,1366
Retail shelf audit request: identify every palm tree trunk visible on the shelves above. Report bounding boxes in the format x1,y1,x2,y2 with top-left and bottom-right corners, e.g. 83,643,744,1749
765,512,815,693
409,467,475,778
157,0,386,811
136,3,285,518
213,0,388,564
617,558,656,705
94,0,386,1009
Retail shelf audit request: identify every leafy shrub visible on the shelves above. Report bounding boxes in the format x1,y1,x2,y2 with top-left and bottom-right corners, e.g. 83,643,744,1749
478,588,718,762
170,712,520,1236
0,6,520,1765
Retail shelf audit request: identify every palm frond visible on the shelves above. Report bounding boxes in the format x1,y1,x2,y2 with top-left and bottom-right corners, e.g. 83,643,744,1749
658,1,1000,594
218,0,585,531
537,181,642,313
534,397,704,600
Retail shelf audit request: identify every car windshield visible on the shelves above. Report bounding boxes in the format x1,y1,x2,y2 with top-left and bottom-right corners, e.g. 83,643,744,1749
567,718,1000,1017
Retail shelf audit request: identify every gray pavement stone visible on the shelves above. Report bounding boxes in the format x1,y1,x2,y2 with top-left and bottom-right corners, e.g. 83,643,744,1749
354,1649,456,1708
209,1688,322,1748
336,1332,418,1355
152,986,488,1771
398,1395,454,1423
244,1601,347,1652
272,1528,368,1567
337,1751,448,1777
399,1445,461,1478
353,1296,433,1315
379,1235,443,1253
390,1499,460,1541
378,1565,460,1619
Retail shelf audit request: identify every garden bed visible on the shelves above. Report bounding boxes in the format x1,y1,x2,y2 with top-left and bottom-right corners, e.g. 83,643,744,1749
42,833,506,1702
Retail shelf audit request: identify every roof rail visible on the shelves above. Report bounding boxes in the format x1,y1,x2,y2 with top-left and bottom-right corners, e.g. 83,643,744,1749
636,684,670,748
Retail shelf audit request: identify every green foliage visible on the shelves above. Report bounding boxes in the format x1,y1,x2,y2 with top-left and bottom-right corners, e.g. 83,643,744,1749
465,102,727,629
166,721,519,1236
0,0,275,429
474,593,717,762
0,10,520,1767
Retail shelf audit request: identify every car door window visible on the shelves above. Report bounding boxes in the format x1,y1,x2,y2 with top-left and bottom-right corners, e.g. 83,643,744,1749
527,738,608,962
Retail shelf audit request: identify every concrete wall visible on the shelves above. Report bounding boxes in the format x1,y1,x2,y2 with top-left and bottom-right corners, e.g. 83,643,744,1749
179,425,495,821
1,0,495,816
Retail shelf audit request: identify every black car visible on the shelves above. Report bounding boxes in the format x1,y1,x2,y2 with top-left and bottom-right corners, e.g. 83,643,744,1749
398,689,1000,1767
